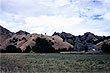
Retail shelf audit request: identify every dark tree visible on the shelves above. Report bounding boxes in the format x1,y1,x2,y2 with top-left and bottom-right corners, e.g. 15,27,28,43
32,46,39,53
17,48,22,53
52,38,55,40
22,37,26,40
0,49,6,53
101,43,110,54
32,37,55,53
84,45,88,52
19,39,22,41
51,42,54,45
13,37,18,42
63,39,65,42
6,45,22,53
25,32,29,36
22,37,27,42
24,46,32,53
59,48,68,52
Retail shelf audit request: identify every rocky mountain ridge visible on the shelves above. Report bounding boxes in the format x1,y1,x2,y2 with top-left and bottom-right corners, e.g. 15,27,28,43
53,32,110,51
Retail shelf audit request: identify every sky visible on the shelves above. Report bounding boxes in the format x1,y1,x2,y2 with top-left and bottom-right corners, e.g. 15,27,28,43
0,0,110,36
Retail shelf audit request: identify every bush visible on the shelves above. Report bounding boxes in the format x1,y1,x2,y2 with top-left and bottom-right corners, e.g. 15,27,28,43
57,47,75,52
5,45,22,53
67,39,75,45
0,48,6,53
32,37,55,53
58,48,68,52
101,43,110,54
84,45,88,52
13,37,18,42
24,46,32,53
22,37,27,42
32,46,39,53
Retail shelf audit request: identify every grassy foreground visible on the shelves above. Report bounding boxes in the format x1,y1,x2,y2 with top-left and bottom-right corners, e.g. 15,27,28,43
0,53,110,72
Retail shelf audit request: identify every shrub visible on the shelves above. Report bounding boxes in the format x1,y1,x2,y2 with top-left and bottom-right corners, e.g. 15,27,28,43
32,46,39,53
22,37,26,40
19,39,22,41
101,43,110,54
84,45,88,52
17,48,22,53
52,38,55,40
58,48,68,52
57,47,75,52
22,37,27,42
25,32,29,36
51,42,54,45
13,37,18,42
29,50,35,53
63,39,65,42
32,37,55,53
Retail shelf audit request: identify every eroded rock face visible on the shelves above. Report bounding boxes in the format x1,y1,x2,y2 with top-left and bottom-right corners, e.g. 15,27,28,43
81,32,105,44
53,32,76,41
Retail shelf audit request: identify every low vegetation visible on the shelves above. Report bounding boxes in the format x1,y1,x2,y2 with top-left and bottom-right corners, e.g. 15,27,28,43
0,45,22,53
0,53,110,72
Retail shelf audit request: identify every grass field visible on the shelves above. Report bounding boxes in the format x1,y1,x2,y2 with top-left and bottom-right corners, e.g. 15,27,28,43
0,53,110,72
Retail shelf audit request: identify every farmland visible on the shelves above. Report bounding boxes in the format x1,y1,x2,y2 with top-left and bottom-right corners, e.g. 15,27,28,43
0,53,110,72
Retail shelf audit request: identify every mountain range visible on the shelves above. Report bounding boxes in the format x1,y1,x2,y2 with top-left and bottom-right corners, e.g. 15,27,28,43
0,25,110,52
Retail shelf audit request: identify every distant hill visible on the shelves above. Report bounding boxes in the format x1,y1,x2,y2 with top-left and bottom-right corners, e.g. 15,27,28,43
0,25,73,52
0,25,14,47
53,32,109,52
0,25,110,52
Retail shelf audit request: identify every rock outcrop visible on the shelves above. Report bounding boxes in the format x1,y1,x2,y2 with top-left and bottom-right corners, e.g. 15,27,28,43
53,32,105,51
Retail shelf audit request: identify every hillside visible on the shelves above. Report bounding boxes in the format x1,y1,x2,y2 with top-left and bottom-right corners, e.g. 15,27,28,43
0,26,73,51
0,25,110,52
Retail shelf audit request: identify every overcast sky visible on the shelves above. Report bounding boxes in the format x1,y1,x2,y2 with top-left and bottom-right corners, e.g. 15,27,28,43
0,0,110,36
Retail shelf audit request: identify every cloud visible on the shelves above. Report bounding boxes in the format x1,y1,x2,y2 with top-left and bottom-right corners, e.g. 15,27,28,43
103,13,110,20
24,15,83,34
39,0,70,7
25,16,83,26
0,0,110,36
